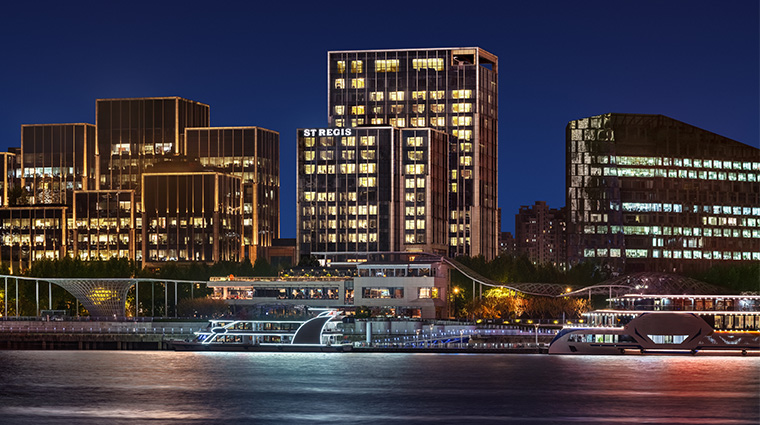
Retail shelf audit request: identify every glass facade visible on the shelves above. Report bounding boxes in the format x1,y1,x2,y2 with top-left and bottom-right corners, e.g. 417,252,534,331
0,206,66,271
327,47,499,259
141,170,242,265
72,190,135,261
185,127,280,259
566,113,760,272
21,124,96,205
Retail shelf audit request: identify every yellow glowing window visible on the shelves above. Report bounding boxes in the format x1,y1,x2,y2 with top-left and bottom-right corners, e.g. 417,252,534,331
317,165,327,174
319,151,334,160
337,61,346,73
341,136,356,146
389,118,406,127
359,177,376,187
351,105,365,115
430,104,445,113
405,164,425,174
340,164,356,173
303,137,315,147
304,164,315,174
431,117,446,127
429,91,445,100
341,151,355,160
408,151,424,160
334,105,344,115
335,79,345,89
417,206,425,215
412,91,426,100
407,137,423,147
370,92,384,101
416,220,425,229
351,78,365,88
359,163,376,173
389,91,405,101
303,151,315,161
452,116,473,126
453,130,473,140
372,106,383,113
351,60,363,73
370,118,384,125
460,156,472,166
411,117,426,127
452,90,473,99
334,119,344,127
303,192,315,201
452,103,473,113
405,220,415,230
390,105,404,114
361,150,375,160
351,118,365,126
460,142,473,152
412,104,425,113
405,178,415,188
412,58,444,71
375,59,399,72
360,136,375,146
450,183,458,192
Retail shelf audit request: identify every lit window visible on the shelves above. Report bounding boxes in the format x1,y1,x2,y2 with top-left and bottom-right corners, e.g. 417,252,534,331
460,156,472,166
408,151,424,161
303,137,315,147
303,151,315,161
412,104,425,113
341,136,356,146
412,91,426,100
405,178,415,188
319,151,334,160
412,58,444,71
452,103,473,113
335,79,345,89
359,177,376,187
303,164,315,174
452,116,473,126
451,90,472,99
370,118,384,124
389,91,405,101
360,136,375,146
351,60,363,73
359,163,376,173
429,91,445,100
351,106,365,115
454,130,473,140
430,104,445,113
372,106,383,114
334,119,344,127
340,164,356,173
389,118,406,127
390,105,404,114
406,137,423,147
351,118,364,126
375,59,399,72
334,105,344,115
411,117,425,127
361,150,375,160
370,92,384,101
336,61,345,73
431,117,446,127
405,164,425,174
351,78,365,88
459,142,472,152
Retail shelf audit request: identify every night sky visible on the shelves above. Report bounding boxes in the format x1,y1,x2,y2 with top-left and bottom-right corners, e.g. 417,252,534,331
1,1,757,238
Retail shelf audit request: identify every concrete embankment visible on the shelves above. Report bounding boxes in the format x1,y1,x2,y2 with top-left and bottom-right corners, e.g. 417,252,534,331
0,321,204,350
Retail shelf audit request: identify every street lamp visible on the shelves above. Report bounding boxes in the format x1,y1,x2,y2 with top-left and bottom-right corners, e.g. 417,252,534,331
534,323,540,348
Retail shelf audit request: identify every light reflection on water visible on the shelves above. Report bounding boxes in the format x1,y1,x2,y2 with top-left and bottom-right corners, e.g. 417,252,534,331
0,351,757,425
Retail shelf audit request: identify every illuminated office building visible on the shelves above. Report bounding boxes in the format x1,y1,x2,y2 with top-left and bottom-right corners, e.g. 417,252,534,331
185,126,279,259
567,113,760,273
21,123,96,205
72,190,135,261
297,126,450,259
0,151,19,207
327,47,499,260
0,206,67,271
141,164,243,266
95,97,209,193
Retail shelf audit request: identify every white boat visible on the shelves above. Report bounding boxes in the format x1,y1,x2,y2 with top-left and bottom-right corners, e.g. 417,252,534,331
549,294,760,355
171,309,351,352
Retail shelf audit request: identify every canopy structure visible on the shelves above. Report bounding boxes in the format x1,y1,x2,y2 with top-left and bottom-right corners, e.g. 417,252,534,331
46,278,136,317
564,272,730,297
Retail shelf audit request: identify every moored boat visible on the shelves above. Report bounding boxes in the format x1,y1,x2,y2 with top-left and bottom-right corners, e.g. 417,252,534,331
549,294,760,355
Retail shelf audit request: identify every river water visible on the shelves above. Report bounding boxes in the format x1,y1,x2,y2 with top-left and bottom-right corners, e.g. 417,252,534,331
0,351,757,424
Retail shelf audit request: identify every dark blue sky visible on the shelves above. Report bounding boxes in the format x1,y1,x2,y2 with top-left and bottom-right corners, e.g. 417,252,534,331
1,1,757,238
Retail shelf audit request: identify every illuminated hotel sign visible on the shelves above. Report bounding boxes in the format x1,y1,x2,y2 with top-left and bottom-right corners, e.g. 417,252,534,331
301,128,353,137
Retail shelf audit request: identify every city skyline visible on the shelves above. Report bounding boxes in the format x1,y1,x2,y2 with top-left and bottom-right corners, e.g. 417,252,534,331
2,1,757,237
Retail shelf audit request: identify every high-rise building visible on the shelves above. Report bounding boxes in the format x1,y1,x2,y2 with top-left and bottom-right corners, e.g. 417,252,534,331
326,47,498,260
297,126,450,260
95,97,209,193
566,113,760,273
185,126,280,259
515,201,566,268
21,123,96,205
